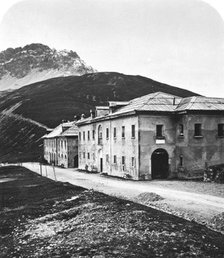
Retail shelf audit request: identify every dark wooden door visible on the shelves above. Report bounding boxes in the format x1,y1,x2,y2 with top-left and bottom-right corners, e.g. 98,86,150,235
100,158,103,172
151,149,169,179
74,155,78,168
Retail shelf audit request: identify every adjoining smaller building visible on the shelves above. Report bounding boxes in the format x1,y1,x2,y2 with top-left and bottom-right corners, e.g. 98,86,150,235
43,121,79,168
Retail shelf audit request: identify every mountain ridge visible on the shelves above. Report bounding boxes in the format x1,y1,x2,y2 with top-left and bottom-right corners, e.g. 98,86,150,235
0,43,96,90
0,72,199,128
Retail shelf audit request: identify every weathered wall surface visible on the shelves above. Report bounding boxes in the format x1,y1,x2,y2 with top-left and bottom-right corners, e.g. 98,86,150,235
78,112,224,180
138,114,177,179
78,116,139,179
57,137,78,168
68,138,78,167
175,114,224,177
44,138,57,164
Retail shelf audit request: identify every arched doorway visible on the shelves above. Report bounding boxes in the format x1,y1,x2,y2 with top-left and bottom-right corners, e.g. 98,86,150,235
74,155,78,168
151,149,169,179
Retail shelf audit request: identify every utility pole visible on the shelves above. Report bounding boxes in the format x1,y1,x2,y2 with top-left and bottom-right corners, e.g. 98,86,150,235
39,163,42,176
53,164,57,181
45,165,48,177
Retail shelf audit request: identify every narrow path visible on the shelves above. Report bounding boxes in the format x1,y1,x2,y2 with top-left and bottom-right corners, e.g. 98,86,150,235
17,162,224,225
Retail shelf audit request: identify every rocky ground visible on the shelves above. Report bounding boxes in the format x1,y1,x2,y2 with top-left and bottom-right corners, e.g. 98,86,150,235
1,166,224,257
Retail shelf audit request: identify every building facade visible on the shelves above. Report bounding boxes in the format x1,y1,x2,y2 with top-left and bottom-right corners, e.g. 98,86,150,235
77,92,224,180
43,121,79,168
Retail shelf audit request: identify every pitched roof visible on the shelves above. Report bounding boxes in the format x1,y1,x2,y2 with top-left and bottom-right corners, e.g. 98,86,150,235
76,91,224,126
112,92,182,115
176,96,224,112
60,124,78,137
43,121,76,139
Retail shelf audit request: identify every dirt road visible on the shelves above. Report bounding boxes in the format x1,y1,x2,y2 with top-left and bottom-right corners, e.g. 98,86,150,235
17,162,224,230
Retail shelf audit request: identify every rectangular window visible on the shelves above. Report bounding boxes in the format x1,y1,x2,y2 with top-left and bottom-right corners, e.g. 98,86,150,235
106,128,109,139
93,153,95,160
106,154,109,163
179,124,184,136
92,130,95,140
83,131,85,140
131,157,135,167
218,124,224,137
114,127,117,139
88,131,90,140
122,126,125,138
156,124,163,138
180,155,183,167
83,152,85,158
131,125,135,138
87,152,90,159
113,155,117,164
122,156,125,171
194,123,202,137
79,132,81,140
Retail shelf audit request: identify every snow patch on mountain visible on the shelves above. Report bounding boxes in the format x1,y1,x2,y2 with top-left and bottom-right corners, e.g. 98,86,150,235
0,43,96,90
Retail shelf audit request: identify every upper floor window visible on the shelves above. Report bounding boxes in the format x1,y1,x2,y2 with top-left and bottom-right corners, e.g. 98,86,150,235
83,131,85,141
88,131,90,140
98,125,102,144
122,126,125,138
106,154,109,163
79,132,81,140
156,124,164,139
114,127,117,139
131,157,135,167
92,130,95,140
179,124,184,136
194,123,202,137
131,125,135,138
218,124,224,137
106,128,109,139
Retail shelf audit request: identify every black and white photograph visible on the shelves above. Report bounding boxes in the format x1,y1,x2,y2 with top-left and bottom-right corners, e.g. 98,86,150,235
0,0,224,257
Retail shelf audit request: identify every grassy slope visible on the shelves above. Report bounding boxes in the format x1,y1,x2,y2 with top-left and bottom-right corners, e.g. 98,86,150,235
0,112,47,163
0,166,224,257
0,72,199,128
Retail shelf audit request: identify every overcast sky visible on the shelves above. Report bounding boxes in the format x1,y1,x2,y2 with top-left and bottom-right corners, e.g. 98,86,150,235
0,0,224,97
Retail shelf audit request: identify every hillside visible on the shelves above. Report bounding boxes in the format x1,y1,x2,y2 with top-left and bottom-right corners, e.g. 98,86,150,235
0,112,47,163
0,43,95,90
0,72,198,128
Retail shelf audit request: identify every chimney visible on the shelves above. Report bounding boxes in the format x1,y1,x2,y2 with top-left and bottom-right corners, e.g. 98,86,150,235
90,109,95,119
74,115,78,122
81,114,85,120
173,97,176,105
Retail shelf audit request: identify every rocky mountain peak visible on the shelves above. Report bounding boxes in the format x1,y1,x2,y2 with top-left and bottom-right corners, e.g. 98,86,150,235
0,43,96,90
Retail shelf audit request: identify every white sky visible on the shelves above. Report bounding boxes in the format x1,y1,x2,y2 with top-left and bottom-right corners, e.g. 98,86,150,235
0,0,224,97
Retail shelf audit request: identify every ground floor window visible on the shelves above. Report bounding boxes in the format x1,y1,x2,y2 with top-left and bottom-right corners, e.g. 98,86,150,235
179,155,183,167
218,123,224,137
131,157,135,167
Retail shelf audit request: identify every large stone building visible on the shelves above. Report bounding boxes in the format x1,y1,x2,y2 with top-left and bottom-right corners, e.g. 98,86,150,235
43,121,78,168
77,92,224,180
